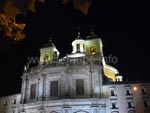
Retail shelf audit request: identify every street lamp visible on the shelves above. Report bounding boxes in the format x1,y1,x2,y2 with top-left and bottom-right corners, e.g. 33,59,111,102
133,86,137,91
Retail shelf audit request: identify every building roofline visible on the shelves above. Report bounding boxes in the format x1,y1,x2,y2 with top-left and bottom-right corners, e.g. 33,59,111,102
0,93,21,98
104,81,150,85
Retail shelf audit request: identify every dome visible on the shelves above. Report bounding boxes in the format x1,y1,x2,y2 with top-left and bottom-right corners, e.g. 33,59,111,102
86,30,99,39
71,31,85,53
103,65,119,82
43,38,54,48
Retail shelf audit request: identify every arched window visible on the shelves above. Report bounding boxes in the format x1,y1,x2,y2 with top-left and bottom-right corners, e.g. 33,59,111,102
128,110,135,113
53,51,58,61
44,54,49,63
111,111,119,113
76,44,80,52
90,46,96,55
74,110,89,113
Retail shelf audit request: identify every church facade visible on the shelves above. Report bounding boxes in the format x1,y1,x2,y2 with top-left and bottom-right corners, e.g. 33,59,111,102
0,31,150,113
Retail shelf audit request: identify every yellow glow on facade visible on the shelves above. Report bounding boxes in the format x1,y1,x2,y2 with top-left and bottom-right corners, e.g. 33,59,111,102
104,67,116,82
84,39,101,56
40,45,59,64
90,46,96,55
103,65,119,82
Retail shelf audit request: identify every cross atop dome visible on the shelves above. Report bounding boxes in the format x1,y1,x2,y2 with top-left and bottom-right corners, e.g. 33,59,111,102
40,36,60,65
43,36,54,47
76,27,82,39
87,28,99,39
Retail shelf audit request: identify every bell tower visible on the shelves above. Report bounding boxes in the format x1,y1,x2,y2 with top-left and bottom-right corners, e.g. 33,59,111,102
39,38,60,65
72,31,85,53
83,29,104,65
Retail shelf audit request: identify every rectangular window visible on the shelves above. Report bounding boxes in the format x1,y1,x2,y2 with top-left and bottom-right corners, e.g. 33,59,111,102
112,103,117,109
142,89,146,95
76,79,84,95
50,81,58,97
4,101,7,106
13,99,16,104
126,89,130,95
30,84,36,99
111,90,115,96
76,44,80,52
144,101,149,107
128,102,132,108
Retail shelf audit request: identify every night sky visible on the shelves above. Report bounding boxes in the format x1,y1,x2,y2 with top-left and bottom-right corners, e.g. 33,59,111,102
0,0,149,96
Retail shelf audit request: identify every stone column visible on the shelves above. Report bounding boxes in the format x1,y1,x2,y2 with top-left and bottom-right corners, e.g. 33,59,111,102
89,64,94,98
37,78,41,101
41,74,46,101
98,67,102,98
24,75,29,103
21,73,29,103
20,74,26,104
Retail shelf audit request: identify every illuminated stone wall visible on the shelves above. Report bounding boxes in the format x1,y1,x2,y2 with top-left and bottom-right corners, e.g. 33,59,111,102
0,32,150,113
84,38,103,56
21,64,103,103
1,83,150,113
0,94,21,113
39,40,59,65
102,83,150,113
